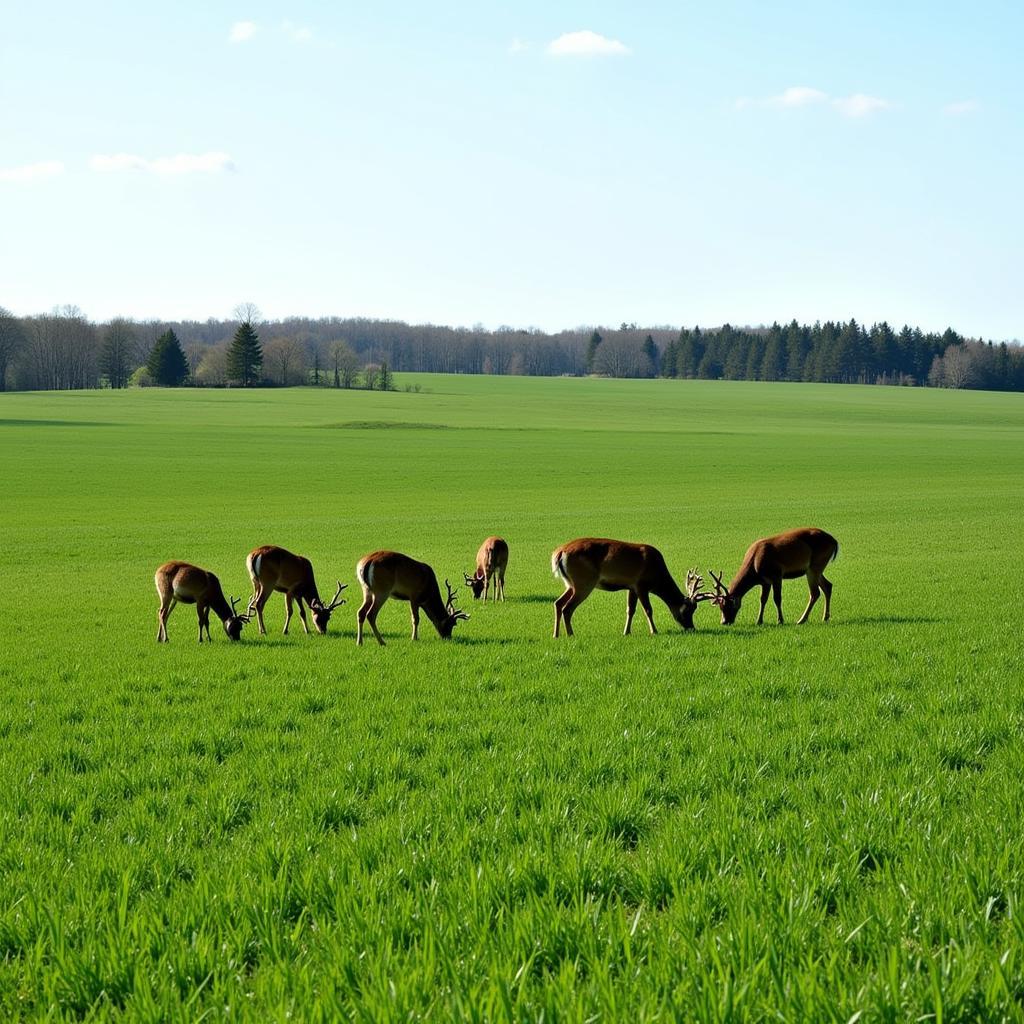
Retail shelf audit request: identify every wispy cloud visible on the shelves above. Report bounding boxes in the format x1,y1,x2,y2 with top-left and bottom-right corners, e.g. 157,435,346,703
736,86,891,118
832,93,891,118
282,20,313,43
90,152,235,175
944,99,979,116
508,37,529,55
547,30,630,57
735,86,827,110
0,160,64,183
228,20,257,43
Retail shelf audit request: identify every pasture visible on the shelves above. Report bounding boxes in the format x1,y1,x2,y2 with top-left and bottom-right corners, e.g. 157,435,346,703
1,375,1023,1021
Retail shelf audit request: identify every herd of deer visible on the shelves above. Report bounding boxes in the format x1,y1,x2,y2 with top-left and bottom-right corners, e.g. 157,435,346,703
154,527,839,646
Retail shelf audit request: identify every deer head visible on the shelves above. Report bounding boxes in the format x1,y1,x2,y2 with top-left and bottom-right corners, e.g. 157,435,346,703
463,571,487,600
226,595,252,641
440,579,471,638
708,569,739,625
309,580,347,634
670,568,715,630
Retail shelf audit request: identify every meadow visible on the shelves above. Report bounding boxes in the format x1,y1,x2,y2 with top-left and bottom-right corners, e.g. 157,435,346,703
1,375,1023,1022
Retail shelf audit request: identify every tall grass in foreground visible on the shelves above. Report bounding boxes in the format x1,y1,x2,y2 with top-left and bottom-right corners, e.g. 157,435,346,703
1,377,1023,1020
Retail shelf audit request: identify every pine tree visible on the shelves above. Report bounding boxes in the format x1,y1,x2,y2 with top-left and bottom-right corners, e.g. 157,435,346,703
227,321,262,386
586,330,602,373
146,329,189,387
641,334,659,377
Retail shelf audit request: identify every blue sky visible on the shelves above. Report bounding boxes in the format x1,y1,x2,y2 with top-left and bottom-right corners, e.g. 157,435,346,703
2,1,1021,337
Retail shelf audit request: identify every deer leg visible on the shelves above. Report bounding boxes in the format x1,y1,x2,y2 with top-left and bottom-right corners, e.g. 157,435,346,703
797,573,821,625
820,575,833,621
282,594,294,634
561,581,595,637
553,588,575,637
157,596,176,642
638,590,657,634
356,591,373,645
624,590,638,635
196,603,207,643
253,586,269,635
295,596,311,635
757,584,770,625
499,572,505,601
367,596,387,646
773,579,784,624
410,603,420,640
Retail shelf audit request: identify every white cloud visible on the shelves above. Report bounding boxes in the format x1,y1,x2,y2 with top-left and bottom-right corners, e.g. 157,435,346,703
547,30,630,57
736,86,891,118
944,99,979,116
832,93,891,118
229,21,257,43
282,20,313,42
90,152,235,175
0,160,64,183
735,85,827,109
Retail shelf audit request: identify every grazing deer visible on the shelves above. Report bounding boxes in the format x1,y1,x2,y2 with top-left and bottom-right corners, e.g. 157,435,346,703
551,538,713,637
155,561,250,642
246,545,346,635
464,536,509,601
708,527,839,625
355,551,470,646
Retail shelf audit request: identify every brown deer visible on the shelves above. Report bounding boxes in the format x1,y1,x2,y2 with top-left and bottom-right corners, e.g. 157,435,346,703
708,527,839,625
464,536,509,601
355,551,470,646
551,538,713,637
246,545,346,635
155,561,251,642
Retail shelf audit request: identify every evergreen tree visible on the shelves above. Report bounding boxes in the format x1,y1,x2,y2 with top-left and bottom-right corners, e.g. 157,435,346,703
761,323,786,381
227,321,263,386
586,330,602,373
642,334,659,376
377,361,395,391
676,327,704,378
660,338,678,377
785,320,810,381
146,329,188,387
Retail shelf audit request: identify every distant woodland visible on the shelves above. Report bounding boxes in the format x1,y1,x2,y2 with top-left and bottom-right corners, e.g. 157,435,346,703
1,304,1022,393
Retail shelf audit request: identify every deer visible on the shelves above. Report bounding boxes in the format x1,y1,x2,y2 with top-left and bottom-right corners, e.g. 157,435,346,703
551,538,713,637
464,536,509,601
707,527,839,626
245,545,346,635
155,561,251,642
355,551,470,646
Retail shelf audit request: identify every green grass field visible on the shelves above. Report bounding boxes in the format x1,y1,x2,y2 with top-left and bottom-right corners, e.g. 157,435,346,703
2,375,1023,1021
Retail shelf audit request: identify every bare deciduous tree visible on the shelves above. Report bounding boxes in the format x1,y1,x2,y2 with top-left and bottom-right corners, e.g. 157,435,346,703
0,306,26,391
233,302,262,326
100,318,138,388
263,336,307,386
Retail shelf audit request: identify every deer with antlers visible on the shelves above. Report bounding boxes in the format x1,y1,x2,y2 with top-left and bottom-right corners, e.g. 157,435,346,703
355,551,470,646
155,561,251,642
245,545,346,635
551,538,713,637
708,527,839,625
464,536,509,601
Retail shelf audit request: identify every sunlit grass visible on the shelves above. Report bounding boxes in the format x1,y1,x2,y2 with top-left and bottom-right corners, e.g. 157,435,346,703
1,377,1023,1020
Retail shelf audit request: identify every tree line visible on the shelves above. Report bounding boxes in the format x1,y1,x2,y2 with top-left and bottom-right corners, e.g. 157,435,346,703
1,305,1021,393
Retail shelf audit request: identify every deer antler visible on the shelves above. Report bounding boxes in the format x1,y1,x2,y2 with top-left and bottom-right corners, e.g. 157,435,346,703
704,569,728,605
327,580,347,610
230,595,252,622
463,572,476,585
684,568,704,599
444,578,459,612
